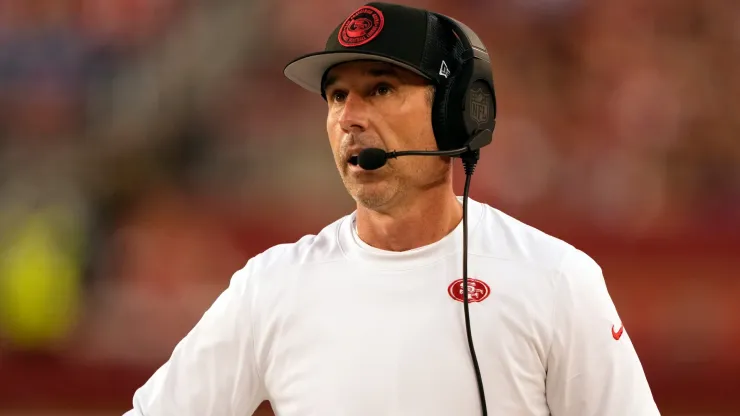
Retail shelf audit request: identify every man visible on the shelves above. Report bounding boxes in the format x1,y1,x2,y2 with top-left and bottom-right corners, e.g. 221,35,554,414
125,3,660,415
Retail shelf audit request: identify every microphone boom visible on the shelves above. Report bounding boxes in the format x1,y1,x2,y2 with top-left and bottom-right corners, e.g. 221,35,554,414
356,128,492,170
357,146,468,170
387,147,469,158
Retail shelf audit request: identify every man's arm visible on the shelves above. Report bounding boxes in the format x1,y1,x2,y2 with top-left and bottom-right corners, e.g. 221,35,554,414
545,247,660,415
123,261,267,415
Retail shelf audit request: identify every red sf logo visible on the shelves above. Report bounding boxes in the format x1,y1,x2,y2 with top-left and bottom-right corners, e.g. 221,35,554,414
448,278,491,303
345,18,373,37
338,6,384,47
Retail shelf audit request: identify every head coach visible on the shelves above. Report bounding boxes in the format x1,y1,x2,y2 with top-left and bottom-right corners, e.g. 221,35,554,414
124,3,660,415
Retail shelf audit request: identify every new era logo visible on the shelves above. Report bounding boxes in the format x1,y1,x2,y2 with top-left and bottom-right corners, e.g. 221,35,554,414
439,60,450,78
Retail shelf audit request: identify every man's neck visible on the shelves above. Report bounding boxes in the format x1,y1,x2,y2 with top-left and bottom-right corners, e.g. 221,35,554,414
354,189,463,252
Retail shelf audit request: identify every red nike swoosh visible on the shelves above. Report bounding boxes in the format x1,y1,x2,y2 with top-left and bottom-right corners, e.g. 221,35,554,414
612,324,624,340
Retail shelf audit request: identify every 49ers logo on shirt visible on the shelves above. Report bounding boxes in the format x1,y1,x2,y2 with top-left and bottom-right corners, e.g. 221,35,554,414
448,278,491,303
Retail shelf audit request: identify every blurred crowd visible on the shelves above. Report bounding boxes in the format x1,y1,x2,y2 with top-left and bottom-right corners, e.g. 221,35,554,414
0,0,738,407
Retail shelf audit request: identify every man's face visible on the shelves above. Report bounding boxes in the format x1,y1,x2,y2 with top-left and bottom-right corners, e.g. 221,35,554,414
324,60,449,210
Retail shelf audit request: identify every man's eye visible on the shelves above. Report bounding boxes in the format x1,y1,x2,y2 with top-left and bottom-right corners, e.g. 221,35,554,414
375,84,392,95
331,91,347,102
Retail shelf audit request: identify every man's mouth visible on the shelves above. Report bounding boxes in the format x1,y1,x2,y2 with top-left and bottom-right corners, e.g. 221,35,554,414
348,155,359,166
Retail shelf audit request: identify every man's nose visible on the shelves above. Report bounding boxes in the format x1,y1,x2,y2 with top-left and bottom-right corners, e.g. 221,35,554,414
338,93,370,133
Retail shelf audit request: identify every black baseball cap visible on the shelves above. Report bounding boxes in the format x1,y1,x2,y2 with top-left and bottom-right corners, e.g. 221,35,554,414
284,2,466,97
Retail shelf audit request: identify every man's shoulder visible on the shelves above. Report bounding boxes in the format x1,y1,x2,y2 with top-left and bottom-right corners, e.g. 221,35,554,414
474,200,581,272
243,213,350,277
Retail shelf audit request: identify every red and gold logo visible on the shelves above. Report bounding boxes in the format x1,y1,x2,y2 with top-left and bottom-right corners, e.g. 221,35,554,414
447,278,491,303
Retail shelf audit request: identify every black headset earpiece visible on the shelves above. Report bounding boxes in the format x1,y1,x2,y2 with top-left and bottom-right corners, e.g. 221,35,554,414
430,14,497,152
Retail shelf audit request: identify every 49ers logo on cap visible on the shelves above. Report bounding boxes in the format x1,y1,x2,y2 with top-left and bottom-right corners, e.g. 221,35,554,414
338,6,384,47
448,278,491,303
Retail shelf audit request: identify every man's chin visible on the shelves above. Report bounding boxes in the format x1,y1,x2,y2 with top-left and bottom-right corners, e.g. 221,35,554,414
346,182,402,211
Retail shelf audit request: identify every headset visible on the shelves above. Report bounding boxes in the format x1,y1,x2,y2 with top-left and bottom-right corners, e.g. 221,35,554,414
430,14,497,154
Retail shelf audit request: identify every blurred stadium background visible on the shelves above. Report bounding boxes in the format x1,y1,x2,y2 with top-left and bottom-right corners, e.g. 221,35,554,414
0,0,738,415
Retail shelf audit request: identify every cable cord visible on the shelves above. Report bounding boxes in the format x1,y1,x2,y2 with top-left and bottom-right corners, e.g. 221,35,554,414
461,151,487,416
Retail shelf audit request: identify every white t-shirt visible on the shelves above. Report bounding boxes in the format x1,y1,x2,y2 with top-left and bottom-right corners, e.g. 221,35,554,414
124,197,660,416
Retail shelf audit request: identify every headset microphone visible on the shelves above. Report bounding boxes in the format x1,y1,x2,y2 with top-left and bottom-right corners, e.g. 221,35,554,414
356,129,493,171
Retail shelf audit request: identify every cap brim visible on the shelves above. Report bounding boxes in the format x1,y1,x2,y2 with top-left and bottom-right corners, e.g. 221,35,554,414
284,50,431,95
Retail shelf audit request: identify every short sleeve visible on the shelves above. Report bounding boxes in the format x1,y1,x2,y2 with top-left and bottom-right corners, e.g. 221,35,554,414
545,247,661,415
123,261,268,415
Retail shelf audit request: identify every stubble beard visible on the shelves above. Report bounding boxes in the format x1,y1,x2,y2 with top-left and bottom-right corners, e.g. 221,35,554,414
341,171,404,210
